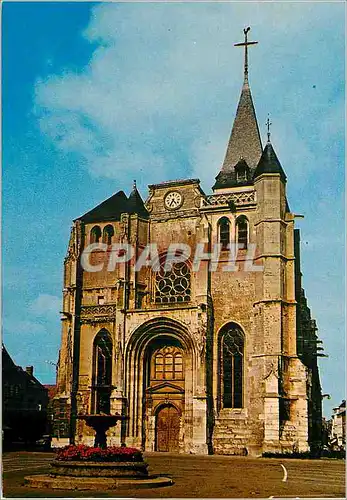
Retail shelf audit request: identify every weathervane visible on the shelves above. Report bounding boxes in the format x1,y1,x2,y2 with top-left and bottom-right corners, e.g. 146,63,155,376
234,27,258,84
266,115,272,143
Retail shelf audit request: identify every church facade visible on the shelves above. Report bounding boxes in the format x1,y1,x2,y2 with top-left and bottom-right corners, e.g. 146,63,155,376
52,32,322,456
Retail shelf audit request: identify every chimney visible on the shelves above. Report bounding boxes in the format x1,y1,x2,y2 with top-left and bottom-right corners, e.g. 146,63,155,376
26,366,34,376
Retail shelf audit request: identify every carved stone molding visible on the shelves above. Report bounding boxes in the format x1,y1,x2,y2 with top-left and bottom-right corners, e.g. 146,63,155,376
80,304,117,324
80,316,116,324
203,191,256,207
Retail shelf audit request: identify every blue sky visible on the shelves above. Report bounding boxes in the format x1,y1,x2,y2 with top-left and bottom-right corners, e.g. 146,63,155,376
2,1,345,417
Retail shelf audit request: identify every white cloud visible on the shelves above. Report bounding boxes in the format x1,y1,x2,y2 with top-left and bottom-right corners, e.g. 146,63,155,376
29,294,61,318
33,3,344,193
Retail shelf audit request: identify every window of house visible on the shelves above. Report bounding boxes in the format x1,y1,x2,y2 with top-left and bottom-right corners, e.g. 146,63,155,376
218,217,230,250
98,296,105,305
220,325,244,409
236,216,248,249
102,225,114,245
90,226,102,244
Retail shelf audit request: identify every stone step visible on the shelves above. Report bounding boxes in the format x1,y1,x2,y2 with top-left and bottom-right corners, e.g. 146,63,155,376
214,422,249,428
213,437,249,444
213,428,250,435
214,426,249,435
215,418,248,425
213,444,248,456
214,432,250,438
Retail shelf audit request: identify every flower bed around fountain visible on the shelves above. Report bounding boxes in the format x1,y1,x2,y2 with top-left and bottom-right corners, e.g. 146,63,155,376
25,444,173,489
25,414,172,490
56,444,143,462
51,445,148,478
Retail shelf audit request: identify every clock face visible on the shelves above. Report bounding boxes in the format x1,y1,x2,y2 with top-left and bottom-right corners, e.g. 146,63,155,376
165,191,183,210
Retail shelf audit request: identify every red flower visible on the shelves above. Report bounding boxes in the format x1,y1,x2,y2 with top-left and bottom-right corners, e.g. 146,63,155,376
56,445,143,462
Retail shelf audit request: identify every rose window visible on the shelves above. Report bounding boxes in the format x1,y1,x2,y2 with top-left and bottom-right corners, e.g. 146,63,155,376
155,262,191,303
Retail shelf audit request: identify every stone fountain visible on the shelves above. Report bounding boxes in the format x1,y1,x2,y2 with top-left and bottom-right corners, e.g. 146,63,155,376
25,412,173,490
77,412,126,448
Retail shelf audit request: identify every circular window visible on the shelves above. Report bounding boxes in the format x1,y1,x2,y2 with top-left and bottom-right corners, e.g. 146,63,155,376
155,262,191,303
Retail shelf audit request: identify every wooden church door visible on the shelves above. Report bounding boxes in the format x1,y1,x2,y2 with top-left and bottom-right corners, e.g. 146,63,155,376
156,404,180,452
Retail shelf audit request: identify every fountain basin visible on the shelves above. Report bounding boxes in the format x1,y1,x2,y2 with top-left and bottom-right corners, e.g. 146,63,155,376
50,460,149,478
25,475,173,490
77,413,127,449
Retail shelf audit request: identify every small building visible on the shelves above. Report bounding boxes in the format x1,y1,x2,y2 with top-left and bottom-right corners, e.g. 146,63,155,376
2,345,48,446
330,400,346,450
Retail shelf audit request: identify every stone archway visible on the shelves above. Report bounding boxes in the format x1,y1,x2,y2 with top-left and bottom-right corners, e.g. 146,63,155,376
124,317,196,452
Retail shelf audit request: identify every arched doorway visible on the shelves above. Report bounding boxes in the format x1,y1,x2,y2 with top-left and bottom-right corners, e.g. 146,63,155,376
145,337,185,452
156,404,180,452
124,317,197,452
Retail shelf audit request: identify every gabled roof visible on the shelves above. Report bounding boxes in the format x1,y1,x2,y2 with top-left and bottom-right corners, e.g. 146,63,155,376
77,184,148,223
78,191,129,223
253,141,287,182
2,344,47,390
213,81,262,190
2,344,16,371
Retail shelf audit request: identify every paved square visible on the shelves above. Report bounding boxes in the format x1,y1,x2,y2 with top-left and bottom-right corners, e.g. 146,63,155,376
2,451,345,498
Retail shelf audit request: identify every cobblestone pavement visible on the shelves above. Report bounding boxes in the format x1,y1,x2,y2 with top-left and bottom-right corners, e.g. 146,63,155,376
2,451,345,498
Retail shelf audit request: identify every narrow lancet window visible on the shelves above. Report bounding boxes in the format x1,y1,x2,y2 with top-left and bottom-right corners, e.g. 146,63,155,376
218,217,230,250
236,216,248,249
220,325,244,409
92,330,112,414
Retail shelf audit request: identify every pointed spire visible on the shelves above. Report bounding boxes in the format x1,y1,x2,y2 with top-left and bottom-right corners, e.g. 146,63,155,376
253,140,286,182
213,28,262,190
127,180,149,218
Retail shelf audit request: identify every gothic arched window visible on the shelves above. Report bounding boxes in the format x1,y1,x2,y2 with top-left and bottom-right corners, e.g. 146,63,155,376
90,225,102,244
92,330,112,414
102,225,114,245
220,325,244,409
236,216,248,249
218,217,230,250
155,259,191,304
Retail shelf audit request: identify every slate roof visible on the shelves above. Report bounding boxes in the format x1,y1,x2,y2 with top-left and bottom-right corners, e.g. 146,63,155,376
78,185,148,224
253,141,287,182
213,81,262,190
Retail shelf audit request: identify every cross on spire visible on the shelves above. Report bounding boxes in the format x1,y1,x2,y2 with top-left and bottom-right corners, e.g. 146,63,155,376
266,115,272,143
234,27,258,84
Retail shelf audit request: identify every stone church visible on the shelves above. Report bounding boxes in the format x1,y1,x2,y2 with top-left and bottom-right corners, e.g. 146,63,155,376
53,31,322,456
